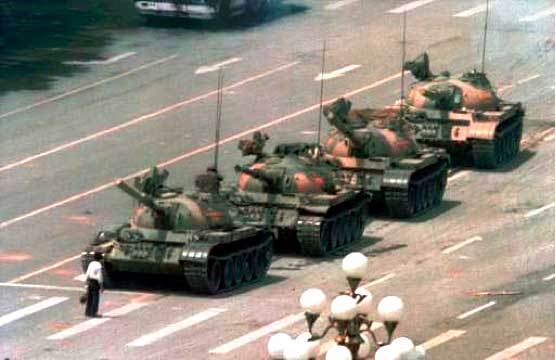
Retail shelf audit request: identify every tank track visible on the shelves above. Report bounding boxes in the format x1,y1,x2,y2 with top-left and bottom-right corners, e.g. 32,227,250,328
471,114,523,169
182,233,273,295
296,197,368,257
384,159,449,218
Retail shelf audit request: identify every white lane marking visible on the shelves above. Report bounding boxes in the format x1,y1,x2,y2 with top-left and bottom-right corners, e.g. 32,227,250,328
325,0,360,10
544,133,555,141
0,54,178,120
48,302,149,340
361,273,396,289
300,130,317,135
0,297,68,328
419,330,466,350
315,64,361,81
0,61,298,176
127,308,227,347
542,273,555,281
7,254,81,283
442,236,483,255
457,301,496,320
453,4,487,17
63,52,137,66
519,8,555,22
195,57,242,75
209,313,305,354
517,74,541,84
448,170,470,183
388,0,437,14
0,282,150,296
525,202,555,218
73,274,87,282
0,70,403,232
484,337,548,360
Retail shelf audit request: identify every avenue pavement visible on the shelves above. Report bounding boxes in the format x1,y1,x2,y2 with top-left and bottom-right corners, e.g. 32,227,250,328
0,0,554,359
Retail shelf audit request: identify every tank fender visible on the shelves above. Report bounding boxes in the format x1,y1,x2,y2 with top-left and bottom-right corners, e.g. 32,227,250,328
382,169,413,189
179,239,214,264
468,121,498,140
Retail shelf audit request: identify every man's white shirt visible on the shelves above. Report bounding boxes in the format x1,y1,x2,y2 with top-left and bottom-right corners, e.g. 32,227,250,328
85,261,103,284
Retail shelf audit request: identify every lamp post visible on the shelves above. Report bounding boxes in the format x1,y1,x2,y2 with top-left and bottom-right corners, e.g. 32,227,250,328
267,252,426,359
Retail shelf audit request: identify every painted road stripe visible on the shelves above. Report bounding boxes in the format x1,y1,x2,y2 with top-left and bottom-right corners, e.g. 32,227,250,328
195,57,242,75
127,308,226,347
315,64,361,81
362,273,396,289
0,54,178,120
442,236,483,255
388,0,437,14
484,337,547,360
64,52,137,66
457,301,496,320
8,254,81,283
525,202,555,218
0,282,149,296
0,61,298,175
543,273,555,281
0,71,403,233
325,0,360,11
519,8,555,22
209,313,305,354
453,4,487,17
48,302,149,340
419,330,466,350
517,74,541,85
448,170,470,183
0,297,68,328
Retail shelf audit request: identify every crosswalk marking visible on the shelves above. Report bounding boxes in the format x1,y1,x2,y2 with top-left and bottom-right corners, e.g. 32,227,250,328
519,8,555,22
0,297,68,328
419,329,466,350
525,203,555,218
453,4,487,18
484,337,547,360
388,0,437,14
47,302,149,340
127,308,226,347
209,312,305,354
457,301,496,320
442,236,483,255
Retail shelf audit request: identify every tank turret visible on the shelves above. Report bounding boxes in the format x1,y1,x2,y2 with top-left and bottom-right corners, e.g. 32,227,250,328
401,52,524,169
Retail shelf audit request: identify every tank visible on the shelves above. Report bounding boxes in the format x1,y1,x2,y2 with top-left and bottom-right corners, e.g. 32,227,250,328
227,132,370,257
321,97,450,218
401,52,525,169
81,166,273,295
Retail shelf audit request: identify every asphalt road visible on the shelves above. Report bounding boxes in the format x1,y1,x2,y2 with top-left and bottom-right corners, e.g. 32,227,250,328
0,0,554,359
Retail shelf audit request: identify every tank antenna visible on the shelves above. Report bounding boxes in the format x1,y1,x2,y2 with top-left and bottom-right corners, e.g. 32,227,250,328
399,9,407,118
213,68,224,173
480,0,489,73
317,40,327,148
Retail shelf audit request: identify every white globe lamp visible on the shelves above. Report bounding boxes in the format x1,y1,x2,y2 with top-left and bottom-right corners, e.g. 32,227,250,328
268,333,293,359
354,288,373,316
330,295,358,321
325,345,353,360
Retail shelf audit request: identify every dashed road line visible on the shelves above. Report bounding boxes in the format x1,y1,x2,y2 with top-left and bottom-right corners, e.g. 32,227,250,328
453,4,488,17
0,282,150,296
0,297,68,328
457,301,496,320
0,54,178,120
519,8,555,23
127,308,227,347
361,273,396,289
195,57,242,75
63,52,137,66
525,202,555,218
315,64,361,81
7,254,82,283
442,236,483,255
419,329,466,350
325,0,360,10
484,337,548,360
542,273,555,281
517,74,541,84
0,61,298,175
388,0,437,14
48,302,149,340
209,313,305,354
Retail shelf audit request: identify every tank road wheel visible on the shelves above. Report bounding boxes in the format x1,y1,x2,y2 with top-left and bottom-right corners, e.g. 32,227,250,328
222,258,235,289
206,260,222,294
242,251,256,282
472,137,501,169
232,255,245,285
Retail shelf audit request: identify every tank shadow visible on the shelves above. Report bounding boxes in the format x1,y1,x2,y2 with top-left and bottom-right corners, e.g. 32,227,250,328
141,2,309,32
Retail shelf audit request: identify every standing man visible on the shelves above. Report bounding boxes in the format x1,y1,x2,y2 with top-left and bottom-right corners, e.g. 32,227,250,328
84,253,104,317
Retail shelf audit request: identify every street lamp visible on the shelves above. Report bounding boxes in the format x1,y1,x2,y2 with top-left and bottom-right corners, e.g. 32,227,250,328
267,252,426,359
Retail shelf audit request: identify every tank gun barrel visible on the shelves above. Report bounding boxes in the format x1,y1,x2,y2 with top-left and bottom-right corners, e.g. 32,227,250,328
326,113,366,149
116,179,165,213
234,165,276,187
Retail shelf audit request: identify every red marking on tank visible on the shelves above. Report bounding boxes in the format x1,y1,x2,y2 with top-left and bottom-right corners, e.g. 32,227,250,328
238,162,265,190
0,252,32,262
332,139,350,157
207,211,224,220
313,175,325,189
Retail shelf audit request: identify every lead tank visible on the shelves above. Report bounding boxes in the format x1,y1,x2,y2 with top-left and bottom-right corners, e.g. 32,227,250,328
81,167,273,294
401,52,524,168
322,97,449,218
227,132,370,257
